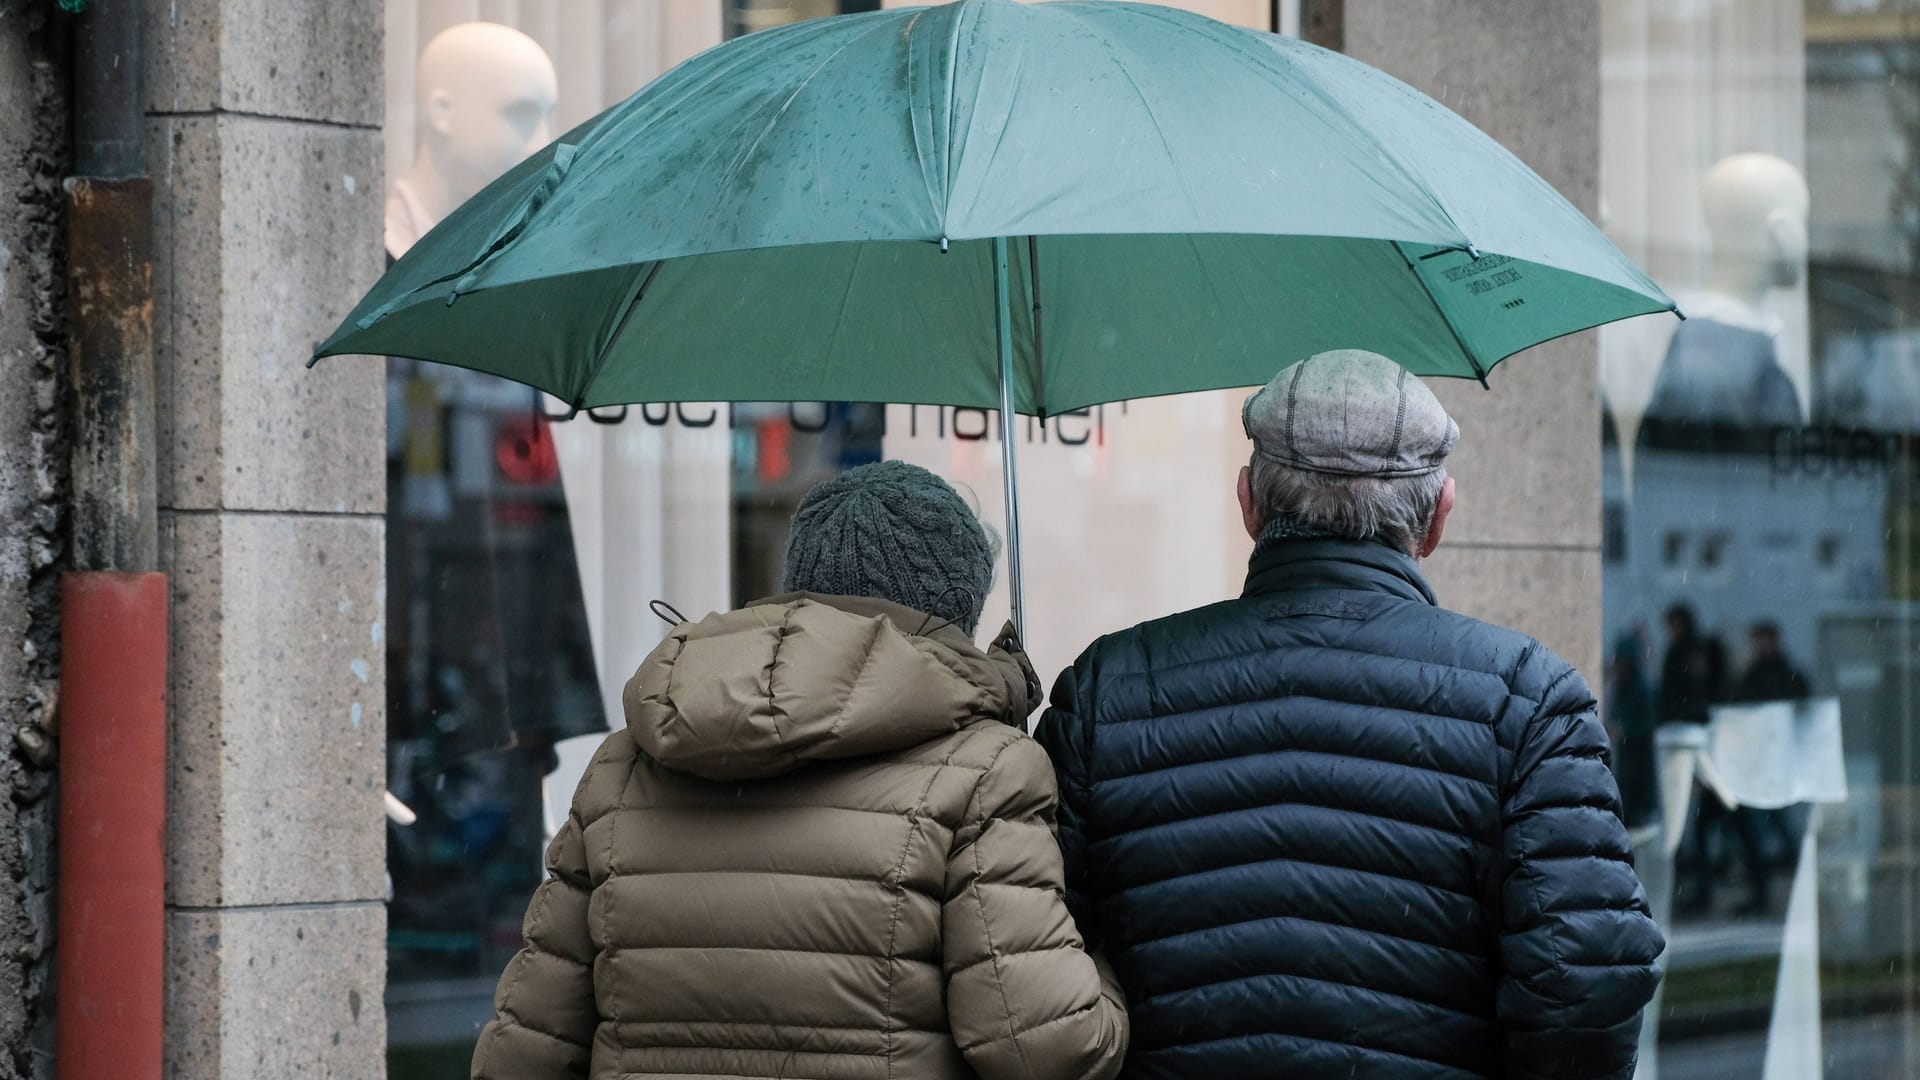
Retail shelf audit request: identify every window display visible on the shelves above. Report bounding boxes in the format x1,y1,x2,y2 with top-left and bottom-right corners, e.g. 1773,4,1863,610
1600,1,1917,1073
380,6,725,1072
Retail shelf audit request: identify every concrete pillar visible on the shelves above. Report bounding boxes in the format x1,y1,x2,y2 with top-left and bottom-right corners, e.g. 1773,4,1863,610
144,1,390,1075
1342,0,1606,683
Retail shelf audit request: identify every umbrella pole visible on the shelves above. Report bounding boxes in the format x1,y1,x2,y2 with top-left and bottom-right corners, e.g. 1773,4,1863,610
991,236,1026,643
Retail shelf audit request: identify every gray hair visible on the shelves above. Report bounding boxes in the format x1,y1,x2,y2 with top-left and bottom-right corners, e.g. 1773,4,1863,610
1249,455,1447,556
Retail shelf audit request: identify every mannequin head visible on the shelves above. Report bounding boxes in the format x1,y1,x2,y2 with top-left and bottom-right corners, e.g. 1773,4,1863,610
407,22,558,222
1700,152,1810,302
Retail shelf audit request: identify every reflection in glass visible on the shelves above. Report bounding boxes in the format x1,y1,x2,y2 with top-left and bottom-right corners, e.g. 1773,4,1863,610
1602,2,1917,1074
384,366,605,1070
384,5,905,1077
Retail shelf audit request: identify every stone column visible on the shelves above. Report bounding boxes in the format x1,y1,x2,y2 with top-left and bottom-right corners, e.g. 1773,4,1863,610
145,2,390,1075
1343,0,1606,683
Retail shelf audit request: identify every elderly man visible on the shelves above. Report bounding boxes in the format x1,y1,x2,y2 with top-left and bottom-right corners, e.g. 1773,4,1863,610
1037,350,1663,1080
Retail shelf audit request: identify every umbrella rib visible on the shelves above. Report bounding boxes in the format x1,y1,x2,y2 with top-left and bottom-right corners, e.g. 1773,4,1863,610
1027,235,1046,419
1080,18,1203,218
940,1,971,218
572,260,666,414
1393,241,1490,389
949,14,1031,234
902,11,945,220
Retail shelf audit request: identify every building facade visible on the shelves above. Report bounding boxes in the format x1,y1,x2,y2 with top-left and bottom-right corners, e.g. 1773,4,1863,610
0,0,1913,1077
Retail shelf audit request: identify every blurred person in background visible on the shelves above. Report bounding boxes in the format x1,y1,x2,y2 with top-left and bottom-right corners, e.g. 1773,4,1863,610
1724,620,1815,915
1606,628,1660,830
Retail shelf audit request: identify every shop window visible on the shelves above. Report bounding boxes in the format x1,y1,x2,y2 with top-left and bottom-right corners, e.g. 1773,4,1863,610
1600,0,1918,1072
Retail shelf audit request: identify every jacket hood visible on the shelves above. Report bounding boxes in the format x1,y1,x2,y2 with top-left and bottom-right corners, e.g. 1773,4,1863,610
623,593,1036,782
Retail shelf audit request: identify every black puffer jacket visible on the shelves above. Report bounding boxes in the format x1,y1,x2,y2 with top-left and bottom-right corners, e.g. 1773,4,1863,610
1036,538,1663,1080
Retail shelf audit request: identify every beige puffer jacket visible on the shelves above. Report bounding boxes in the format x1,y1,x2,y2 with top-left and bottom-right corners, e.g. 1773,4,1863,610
471,593,1128,1080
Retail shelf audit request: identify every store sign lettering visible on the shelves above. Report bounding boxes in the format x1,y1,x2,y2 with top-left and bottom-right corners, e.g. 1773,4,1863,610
542,400,1128,447
1769,424,1919,479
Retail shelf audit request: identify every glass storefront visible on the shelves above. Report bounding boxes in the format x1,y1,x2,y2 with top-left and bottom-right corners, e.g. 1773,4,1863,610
377,1,1918,1077
1599,0,1918,1073
379,9,723,1074
378,5,1041,1074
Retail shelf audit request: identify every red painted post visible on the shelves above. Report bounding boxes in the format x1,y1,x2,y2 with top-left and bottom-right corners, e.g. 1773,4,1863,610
58,571,166,1080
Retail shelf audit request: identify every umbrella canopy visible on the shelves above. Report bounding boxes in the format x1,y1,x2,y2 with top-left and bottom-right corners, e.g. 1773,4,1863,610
313,0,1674,418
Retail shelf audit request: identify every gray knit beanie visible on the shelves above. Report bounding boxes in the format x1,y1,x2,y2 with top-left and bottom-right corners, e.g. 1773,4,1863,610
783,461,996,636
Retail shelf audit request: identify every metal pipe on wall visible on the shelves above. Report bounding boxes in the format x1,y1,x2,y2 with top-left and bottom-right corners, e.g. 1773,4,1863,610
67,0,158,574
71,0,144,179
56,574,166,1080
60,3,165,1079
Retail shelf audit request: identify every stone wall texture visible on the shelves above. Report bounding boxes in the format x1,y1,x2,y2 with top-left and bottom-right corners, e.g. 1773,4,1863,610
0,5,69,1077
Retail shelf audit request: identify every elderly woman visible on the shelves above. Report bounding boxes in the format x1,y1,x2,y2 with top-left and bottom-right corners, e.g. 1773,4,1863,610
472,460,1127,1080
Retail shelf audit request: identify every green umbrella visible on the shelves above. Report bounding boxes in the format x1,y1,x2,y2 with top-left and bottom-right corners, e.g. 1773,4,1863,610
313,0,1675,633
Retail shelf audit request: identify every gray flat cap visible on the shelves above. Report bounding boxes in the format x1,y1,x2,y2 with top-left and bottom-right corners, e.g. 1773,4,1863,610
1243,350,1459,478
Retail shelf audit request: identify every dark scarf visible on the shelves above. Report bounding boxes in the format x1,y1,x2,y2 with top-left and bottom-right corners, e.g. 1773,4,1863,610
1255,515,1345,546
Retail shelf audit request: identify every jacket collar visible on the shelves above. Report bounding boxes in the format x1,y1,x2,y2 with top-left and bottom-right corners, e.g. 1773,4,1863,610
1241,537,1438,607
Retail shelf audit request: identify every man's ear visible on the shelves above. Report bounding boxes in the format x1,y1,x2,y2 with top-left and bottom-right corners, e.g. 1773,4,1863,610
1237,466,1261,541
1418,475,1455,559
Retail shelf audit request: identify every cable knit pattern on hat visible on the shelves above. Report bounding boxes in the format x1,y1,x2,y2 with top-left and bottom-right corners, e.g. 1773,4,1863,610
783,461,995,635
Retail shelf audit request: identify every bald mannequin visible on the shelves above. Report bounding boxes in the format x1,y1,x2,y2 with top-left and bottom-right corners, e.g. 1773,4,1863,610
1701,152,1810,309
388,22,558,258
1645,153,1808,430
